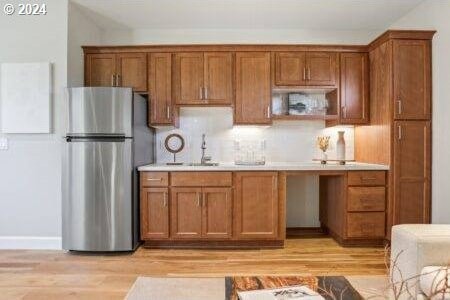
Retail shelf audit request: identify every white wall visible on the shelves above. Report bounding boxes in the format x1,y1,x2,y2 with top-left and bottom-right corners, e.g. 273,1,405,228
68,2,102,86
0,0,68,249
391,0,450,224
101,28,380,45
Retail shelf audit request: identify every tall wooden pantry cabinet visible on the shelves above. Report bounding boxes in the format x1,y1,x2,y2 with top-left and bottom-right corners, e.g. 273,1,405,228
355,31,435,239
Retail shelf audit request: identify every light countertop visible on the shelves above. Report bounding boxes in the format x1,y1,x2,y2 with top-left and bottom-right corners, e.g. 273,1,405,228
138,162,389,172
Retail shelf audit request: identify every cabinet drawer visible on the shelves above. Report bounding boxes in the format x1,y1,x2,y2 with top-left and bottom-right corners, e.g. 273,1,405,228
348,187,386,212
347,212,385,238
348,171,385,186
171,172,232,187
141,172,169,187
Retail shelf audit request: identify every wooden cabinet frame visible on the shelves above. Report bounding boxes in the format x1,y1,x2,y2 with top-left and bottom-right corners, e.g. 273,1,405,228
85,53,147,91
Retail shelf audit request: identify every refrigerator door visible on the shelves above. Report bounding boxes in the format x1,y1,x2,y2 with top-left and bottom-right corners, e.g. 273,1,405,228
66,87,133,137
62,137,135,251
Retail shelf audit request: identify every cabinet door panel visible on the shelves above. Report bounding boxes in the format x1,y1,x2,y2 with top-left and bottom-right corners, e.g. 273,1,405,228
235,52,271,124
274,52,306,86
340,53,369,124
202,188,232,239
116,53,147,91
306,52,337,86
234,172,278,239
85,54,116,87
140,188,169,239
347,212,385,238
393,40,431,120
173,53,204,104
149,53,173,125
394,121,431,224
170,188,202,239
204,52,233,105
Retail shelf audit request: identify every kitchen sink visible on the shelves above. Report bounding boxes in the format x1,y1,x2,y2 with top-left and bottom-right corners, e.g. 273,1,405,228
188,162,220,166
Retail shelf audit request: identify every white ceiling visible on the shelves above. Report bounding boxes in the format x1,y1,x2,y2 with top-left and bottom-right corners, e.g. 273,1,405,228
71,0,424,31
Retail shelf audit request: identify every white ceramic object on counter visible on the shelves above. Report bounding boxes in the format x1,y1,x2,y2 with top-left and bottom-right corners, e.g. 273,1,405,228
336,131,346,161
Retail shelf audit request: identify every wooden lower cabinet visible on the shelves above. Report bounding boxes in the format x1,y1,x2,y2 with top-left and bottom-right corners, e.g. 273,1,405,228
234,172,279,239
202,188,232,239
168,186,233,240
321,171,387,245
140,188,169,239
170,188,203,239
140,170,386,247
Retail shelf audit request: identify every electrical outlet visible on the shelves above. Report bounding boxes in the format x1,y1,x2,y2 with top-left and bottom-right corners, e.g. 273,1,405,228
0,138,8,150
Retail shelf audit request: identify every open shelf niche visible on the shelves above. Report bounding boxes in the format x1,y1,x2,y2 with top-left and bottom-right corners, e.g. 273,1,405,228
271,88,338,121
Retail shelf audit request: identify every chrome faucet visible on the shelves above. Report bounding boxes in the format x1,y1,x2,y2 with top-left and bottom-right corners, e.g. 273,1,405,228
201,134,211,164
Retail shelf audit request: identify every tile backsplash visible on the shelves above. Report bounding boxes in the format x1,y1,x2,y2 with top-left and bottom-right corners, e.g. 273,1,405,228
155,107,354,164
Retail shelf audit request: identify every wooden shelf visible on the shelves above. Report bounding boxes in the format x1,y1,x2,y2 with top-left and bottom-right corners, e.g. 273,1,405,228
272,114,338,121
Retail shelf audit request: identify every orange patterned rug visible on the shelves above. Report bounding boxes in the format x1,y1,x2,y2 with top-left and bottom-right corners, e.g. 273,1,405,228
226,276,362,300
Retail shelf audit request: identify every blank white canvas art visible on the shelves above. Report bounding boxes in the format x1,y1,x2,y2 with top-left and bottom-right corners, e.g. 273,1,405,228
0,62,52,133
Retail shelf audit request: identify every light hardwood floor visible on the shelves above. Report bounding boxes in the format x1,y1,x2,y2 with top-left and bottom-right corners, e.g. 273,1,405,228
0,238,387,300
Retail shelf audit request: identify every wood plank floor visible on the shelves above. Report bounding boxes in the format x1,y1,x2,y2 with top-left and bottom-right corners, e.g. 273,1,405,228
0,238,387,300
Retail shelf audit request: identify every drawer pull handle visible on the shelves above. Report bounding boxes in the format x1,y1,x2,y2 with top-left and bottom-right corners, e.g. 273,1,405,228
147,178,162,181
361,177,377,181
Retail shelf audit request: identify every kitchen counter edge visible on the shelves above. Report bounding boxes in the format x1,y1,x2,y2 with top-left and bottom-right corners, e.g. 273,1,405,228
137,162,389,172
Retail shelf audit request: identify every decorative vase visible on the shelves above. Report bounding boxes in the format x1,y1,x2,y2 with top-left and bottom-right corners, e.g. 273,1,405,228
321,151,328,163
336,131,346,161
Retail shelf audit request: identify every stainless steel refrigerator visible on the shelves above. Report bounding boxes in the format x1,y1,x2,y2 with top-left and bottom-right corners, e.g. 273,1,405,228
62,87,154,251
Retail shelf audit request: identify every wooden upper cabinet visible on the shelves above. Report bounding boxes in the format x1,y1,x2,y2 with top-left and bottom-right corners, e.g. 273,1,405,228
202,188,232,239
394,121,431,225
234,172,279,239
173,52,204,105
273,51,337,87
235,52,271,125
148,53,174,125
173,52,233,105
116,53,147,92
85,54,116,87
84,53,147,91
170,187,203,239
274,52,307,86
203,52,233,105
305,52,337,86
140,188,169,239
340,52,369,124
393,40,431,120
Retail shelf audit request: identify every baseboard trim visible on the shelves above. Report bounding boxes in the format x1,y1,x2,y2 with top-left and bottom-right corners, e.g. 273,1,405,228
0,236,62,250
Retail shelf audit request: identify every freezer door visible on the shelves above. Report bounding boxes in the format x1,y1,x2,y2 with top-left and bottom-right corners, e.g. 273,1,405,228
66,87,133,137
62,138,134,251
